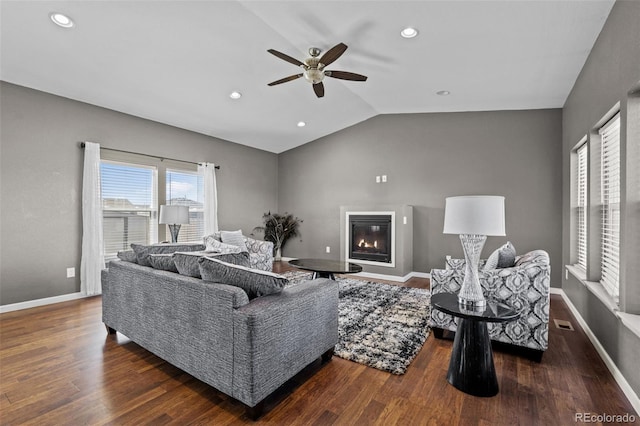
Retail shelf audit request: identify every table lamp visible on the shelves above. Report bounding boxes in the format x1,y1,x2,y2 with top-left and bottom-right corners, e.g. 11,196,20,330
443,196,506,309
159,205,190,243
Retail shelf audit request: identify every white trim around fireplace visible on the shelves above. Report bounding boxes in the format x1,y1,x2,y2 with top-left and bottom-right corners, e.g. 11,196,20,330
345,211,396,268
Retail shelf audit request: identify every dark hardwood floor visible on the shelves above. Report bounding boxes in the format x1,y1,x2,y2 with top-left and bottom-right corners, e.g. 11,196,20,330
1,262,637,425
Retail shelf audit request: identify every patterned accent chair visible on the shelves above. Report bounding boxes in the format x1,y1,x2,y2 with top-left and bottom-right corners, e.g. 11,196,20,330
204,232,274,271
429,249,550,361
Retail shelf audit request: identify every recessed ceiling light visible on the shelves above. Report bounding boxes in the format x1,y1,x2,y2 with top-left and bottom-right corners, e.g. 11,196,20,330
229,91,242,99
436,90,451,96
400,27,418,39
297,121,306,127
50,12,74,28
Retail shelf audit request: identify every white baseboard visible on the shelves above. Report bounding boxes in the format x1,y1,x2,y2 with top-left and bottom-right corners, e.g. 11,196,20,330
0,292,86,313
552,287,640,414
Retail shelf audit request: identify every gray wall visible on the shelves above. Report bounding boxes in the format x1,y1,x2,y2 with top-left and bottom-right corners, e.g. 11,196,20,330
562,0,640,395
0,82,278,305
278,109,563,285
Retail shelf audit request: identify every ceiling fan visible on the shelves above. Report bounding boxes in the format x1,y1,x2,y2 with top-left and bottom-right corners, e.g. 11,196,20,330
267,43,368,98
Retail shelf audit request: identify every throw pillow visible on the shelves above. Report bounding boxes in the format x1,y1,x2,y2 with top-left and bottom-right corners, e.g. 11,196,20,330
131,243,205,267
220,230,248,252
198,256,288,299
483,241,516,270
204,238,243,254
203,232,222,248
117,250,138,263
173,251,250,278
148,254,178,273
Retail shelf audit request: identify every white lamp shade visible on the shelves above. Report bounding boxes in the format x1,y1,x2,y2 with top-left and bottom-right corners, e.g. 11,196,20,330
443,196,506,236
159,205,190,225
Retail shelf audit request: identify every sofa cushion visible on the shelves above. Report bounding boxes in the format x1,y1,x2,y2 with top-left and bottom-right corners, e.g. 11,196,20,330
117,250,138,263
173,251,251,278
220,230,248,252
198,256,288,299
203,232,222,248
205,238,244,254
148,254,179,273
131,243,205,267
483,241,516,270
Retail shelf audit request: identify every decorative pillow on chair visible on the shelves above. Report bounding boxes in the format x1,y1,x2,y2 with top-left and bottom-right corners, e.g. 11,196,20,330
148,254,179,273
203,232,222,248
483,241,516,270
204,238,244,254
173,251,250,278
198,256,288,299
220,230,248,252
131,243,205,267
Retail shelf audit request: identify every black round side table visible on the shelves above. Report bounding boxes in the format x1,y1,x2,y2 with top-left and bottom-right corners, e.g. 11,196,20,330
431,292,520,397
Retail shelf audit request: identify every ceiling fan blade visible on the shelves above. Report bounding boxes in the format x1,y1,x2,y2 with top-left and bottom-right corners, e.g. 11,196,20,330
326,70,368,81
268,74,303,86
319,43,347,67
313,82,325,98
267,49,305,67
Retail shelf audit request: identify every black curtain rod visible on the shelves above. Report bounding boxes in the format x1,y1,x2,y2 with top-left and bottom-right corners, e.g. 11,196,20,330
79,142,220,169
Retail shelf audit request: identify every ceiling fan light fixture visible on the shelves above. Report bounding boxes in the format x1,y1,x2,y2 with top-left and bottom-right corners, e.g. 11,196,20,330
229,91,242,99
400,27,418,38
50,12,74,28
303,68,325,84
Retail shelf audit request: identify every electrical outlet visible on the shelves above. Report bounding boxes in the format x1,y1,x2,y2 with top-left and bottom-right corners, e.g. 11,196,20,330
565,269,568,280
375,176,381,183
382,175,387,182
403,216,407,225
67,267,75,278
326,246,331,253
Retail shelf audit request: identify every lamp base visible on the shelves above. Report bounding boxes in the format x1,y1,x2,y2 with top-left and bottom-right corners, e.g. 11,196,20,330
457,234,487,310
168,224,182,243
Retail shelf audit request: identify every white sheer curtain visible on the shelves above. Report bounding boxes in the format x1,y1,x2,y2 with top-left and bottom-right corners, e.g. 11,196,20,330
80,142,105,296
198,162,219,235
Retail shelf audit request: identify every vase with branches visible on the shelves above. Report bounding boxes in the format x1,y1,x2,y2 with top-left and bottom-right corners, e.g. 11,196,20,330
253,212,302,260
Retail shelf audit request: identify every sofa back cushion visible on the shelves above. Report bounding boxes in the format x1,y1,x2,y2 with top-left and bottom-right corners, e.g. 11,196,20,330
173,251,250,278
148,254,179,273
131,243,205,267
198,256,288,299
117,250,138,263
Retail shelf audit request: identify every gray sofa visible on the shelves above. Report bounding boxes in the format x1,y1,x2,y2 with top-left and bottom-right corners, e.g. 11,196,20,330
102,259,338,418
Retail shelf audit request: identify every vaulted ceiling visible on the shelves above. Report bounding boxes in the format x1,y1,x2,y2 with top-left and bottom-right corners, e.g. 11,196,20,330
1,1,615,153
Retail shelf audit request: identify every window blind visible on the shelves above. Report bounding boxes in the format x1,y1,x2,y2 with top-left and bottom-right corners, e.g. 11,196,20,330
599,113,620,302
166,169,204,243
101,161,158,259
576,143,588,270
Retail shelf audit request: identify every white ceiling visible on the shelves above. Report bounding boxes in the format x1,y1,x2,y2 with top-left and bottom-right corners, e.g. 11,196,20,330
1,1,615,153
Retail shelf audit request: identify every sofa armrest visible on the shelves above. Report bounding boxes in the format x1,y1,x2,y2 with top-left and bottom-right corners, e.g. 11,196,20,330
232,279,338,407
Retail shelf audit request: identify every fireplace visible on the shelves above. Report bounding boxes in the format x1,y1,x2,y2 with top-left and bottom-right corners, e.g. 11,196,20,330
348,214,393,264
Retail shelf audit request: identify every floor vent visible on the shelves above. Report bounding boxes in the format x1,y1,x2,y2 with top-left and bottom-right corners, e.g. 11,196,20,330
554,319,574,331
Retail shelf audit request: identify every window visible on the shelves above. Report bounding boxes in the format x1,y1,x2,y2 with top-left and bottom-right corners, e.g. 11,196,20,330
101,161,158,259
99,155,206,259
166,169,204,242
575,143,588,270
599,113,620,302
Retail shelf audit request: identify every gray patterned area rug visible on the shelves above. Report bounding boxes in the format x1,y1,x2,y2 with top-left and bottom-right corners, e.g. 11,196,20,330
283,271,431,375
